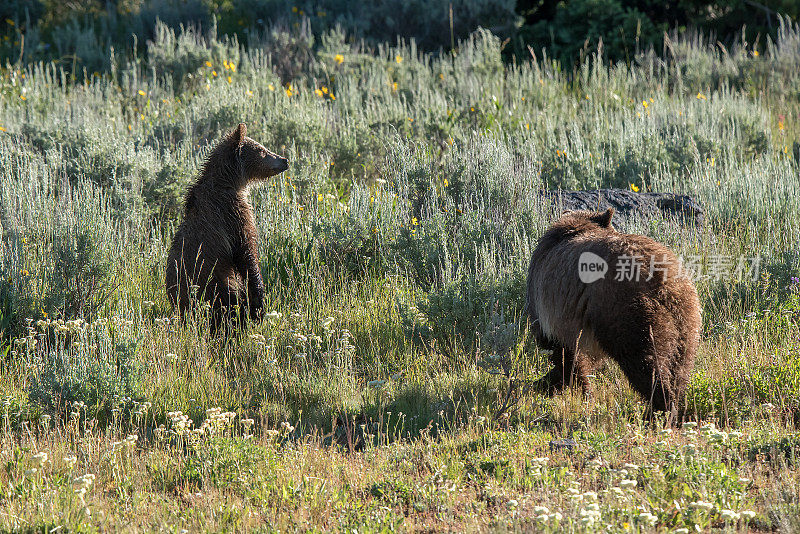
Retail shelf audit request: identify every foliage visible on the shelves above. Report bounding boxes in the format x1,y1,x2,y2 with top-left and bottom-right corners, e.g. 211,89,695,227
516,0,800,65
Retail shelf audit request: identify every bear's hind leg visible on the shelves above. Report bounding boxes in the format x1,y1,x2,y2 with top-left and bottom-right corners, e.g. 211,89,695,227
615,347,675,418
532,345,590,394
208,279,246,335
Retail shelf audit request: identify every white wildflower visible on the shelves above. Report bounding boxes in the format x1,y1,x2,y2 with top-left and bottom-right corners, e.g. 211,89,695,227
689,500,713,512
637,512,658,526
63,455,78,470
720,509,739,521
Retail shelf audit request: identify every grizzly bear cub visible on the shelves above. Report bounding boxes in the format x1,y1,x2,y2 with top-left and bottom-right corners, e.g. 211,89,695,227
165,123,288,330
526,208,701,420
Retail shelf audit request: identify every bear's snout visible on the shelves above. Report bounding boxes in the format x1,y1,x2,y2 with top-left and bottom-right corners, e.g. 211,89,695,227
272,157,289,172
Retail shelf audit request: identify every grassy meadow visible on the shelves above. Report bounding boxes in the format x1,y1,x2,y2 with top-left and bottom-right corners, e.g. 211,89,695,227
1,16,800,532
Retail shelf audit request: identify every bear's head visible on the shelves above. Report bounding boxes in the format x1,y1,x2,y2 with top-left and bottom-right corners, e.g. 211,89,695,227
231,123,289,181
550,208,615,236
206,123,289,189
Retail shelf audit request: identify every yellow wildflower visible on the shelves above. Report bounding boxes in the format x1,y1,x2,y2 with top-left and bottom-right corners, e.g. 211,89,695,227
630,183,639,192
696,92,706,100
315,89,323,97
395,55,403,64
334,54,344,64
138,90,146,96
268,84,275,91
321,86,328,94
205,61,212,67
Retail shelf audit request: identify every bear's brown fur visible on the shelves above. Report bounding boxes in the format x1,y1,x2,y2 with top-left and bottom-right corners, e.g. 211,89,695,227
165,123,288,330
526,208,701,420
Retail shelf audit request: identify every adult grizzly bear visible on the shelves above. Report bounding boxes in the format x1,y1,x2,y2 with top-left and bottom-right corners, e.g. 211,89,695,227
165,123,288,331
526,208,701,420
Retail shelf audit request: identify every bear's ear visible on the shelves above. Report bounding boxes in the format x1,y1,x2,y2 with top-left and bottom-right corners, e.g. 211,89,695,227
592,207,614,228
231,123,247,147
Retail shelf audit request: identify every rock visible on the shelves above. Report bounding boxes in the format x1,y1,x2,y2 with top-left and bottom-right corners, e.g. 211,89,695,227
542,189,704,226
549,438,577,452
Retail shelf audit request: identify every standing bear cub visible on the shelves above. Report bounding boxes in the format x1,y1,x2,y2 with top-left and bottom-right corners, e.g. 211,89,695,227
526,208,701,420
166,123,288,330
